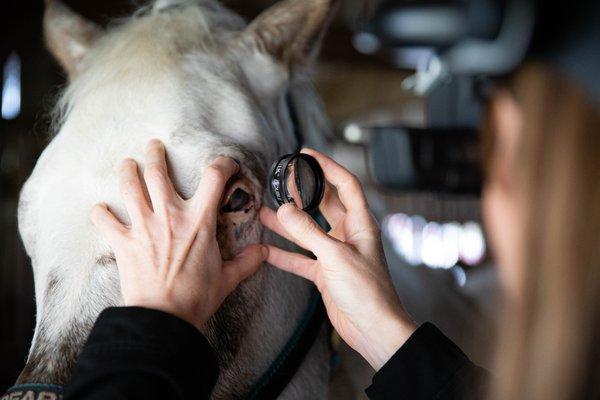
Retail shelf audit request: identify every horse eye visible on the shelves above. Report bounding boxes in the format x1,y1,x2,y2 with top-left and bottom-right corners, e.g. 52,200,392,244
221,188,252,213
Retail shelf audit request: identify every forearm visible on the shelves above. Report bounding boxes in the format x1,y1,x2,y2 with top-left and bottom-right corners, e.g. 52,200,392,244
366,323,489,400
64,307,219,400
357,312,417,371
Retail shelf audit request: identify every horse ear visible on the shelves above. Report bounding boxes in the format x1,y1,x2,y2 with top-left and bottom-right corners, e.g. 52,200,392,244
243,0,339,67
44,0,102,77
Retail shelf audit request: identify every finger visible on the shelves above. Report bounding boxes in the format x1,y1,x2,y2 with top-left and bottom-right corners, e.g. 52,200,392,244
319,182,346,230
301,148,369,212
144,139,178,213
277,203,340,255
90,203,127,244
301,148,377,239
261,198,346,242
259,206,297,243
118,158,151,225
192,157,239,224
261,205,346,251
222,244,268,290
264,245,317,282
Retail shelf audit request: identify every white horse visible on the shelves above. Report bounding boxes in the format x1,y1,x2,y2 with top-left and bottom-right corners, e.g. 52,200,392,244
16,0,336,398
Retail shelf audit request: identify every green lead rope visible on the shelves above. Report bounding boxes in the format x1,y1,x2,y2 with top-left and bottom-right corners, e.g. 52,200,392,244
241,287,326,400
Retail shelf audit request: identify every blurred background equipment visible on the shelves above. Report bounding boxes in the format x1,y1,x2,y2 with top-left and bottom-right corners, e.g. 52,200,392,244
348,0,534,195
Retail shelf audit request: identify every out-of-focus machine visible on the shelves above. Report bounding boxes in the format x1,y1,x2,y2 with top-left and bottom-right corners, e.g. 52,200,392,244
352,0,536,195
332,0,598,276
350,0,599,195
333,0,539,274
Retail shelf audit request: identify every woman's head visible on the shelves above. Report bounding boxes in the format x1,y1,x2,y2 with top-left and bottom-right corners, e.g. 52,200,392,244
483,63,600,399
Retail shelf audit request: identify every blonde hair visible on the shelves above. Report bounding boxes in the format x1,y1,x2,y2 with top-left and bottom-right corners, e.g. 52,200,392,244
491,63,600,400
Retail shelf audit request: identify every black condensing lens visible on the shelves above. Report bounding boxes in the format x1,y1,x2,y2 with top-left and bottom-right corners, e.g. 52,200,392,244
268,153,324,212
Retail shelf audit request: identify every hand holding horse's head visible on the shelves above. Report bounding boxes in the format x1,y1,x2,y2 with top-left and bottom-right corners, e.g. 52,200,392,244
19,0,337,390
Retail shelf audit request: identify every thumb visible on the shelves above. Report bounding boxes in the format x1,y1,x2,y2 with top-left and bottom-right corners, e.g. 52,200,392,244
222,244,268,290
277,204,338,255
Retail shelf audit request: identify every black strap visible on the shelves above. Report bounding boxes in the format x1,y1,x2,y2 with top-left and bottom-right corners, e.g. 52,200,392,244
2,384,63,400
285,91,303,152
241,289,326,400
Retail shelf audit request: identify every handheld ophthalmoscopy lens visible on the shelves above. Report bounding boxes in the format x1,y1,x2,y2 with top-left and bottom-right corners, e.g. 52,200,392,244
268,153,325,212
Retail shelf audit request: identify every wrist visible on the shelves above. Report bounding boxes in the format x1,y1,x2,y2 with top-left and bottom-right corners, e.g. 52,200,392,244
125,297,207,331
359,312,417,371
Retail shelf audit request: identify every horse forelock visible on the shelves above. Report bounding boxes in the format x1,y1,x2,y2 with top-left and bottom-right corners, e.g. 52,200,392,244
51,0,246,135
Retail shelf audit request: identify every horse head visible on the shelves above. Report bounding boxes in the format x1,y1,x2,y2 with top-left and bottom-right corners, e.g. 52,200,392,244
17,0,335,397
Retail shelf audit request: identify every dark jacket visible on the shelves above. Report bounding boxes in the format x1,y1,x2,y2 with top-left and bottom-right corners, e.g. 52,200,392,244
32,307,490,399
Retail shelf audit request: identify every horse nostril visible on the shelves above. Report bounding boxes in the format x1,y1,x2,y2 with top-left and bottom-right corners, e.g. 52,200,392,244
221,188,253,213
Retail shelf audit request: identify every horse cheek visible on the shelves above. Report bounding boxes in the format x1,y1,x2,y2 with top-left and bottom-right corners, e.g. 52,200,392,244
217,212,262,261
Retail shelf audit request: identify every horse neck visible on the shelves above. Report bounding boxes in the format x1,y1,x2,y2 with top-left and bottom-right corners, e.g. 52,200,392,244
210,234,317,398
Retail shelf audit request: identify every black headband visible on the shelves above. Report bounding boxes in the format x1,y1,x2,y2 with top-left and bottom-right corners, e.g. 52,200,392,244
528,1,600,105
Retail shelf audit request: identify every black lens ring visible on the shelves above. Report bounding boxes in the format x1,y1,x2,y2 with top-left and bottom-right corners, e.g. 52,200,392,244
268,153,294,206
297,153,325,212
268,153,324,212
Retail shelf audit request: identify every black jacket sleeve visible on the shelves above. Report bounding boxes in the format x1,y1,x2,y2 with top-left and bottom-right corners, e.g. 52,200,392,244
366,323,489,400
64,307,219,400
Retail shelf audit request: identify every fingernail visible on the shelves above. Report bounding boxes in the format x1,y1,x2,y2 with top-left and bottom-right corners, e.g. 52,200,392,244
232,159,241,172
261,245,269,258
278,203,297,217
217,156,240,170
119,158,137,170
147,139,163,148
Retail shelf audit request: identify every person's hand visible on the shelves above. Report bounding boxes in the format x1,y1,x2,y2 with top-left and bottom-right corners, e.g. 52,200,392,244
90,139,267,331
260,149,416,371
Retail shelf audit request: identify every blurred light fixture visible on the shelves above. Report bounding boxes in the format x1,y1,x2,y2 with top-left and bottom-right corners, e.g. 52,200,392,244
352,32,381,55
392,47,436,71
379,7,467,45
458,221,486,266
383,212,486,271
343,123,364,143
451,265,467,287
2,52,22,120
